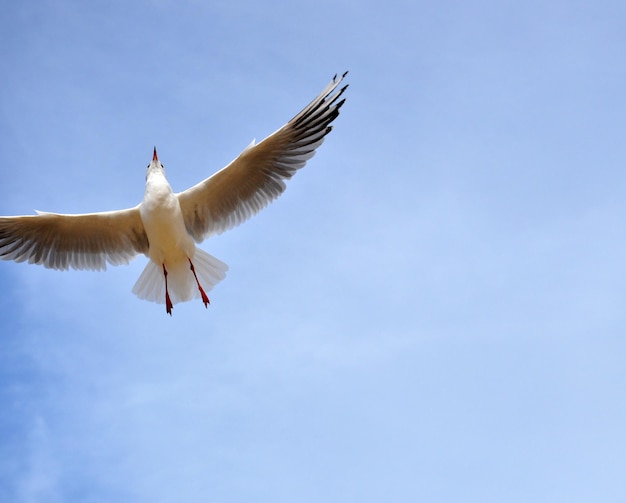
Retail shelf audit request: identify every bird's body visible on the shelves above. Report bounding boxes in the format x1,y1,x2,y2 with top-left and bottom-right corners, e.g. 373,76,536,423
135,148,227,313
0,73,348,314
141,156,195,267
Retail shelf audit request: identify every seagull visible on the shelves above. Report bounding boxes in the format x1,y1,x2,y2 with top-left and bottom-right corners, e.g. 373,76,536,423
0,72,348,315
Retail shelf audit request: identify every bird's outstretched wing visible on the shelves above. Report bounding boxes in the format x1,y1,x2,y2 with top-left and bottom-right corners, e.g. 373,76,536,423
0,207,149,271
177,72,348,242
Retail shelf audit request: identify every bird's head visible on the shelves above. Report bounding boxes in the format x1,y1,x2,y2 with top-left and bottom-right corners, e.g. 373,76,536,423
146,147,166,179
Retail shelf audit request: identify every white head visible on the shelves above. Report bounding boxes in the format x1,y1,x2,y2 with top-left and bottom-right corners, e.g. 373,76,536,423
146,147,166,179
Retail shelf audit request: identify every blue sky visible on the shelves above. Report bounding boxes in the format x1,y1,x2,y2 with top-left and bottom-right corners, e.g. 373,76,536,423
1,0,626,501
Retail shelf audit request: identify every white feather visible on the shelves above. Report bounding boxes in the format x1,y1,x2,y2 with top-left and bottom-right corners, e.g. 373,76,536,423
132,248,228,304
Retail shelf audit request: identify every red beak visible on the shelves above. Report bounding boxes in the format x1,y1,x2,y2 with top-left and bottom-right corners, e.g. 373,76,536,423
153,147,158,161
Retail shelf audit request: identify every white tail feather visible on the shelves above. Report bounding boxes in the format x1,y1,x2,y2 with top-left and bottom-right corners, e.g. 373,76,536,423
132,249,228,305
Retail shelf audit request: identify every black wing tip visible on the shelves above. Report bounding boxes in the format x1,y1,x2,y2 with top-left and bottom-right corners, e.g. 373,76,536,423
288,71,349,130
334,71,349,82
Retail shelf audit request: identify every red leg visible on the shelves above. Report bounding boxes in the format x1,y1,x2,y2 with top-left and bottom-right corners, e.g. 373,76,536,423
189,258,210,308
163,264,173,315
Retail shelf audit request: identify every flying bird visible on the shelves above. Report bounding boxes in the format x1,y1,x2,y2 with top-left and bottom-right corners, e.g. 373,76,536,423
0,72,348,314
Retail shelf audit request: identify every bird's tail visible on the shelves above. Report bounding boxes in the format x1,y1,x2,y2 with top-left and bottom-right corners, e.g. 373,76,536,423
132,249,228,305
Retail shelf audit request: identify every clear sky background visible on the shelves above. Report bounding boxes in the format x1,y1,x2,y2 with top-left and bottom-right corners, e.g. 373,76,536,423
1,1,626,501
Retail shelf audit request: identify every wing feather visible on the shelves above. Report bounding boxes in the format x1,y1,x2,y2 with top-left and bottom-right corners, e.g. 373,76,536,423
0,207,149,271
177,72,348,241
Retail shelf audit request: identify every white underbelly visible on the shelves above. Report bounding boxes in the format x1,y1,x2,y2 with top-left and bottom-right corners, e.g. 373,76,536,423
140,196,195,265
